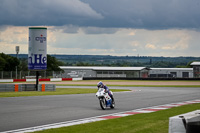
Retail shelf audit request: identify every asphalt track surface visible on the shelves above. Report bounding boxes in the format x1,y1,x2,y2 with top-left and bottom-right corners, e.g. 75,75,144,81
0,86,200,132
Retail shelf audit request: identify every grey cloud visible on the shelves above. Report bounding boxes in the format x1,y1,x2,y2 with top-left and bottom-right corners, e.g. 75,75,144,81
0,25,9,31
1,0,200,30
62,25,80,34
82,0,200,29
48,25,79,34
81,27,118,34
52,25,118,34
0,0,103,26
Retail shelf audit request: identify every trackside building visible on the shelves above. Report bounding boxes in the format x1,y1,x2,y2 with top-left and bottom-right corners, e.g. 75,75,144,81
190,62,200,78
59,66,149,78
59,62,200,79
149,68,193,78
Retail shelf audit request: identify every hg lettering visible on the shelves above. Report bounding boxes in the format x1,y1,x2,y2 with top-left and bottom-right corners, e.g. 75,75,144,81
35,37,46,43
29,54,47,65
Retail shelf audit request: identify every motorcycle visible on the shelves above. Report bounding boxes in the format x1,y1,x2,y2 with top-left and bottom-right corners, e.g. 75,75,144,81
96,88,115,110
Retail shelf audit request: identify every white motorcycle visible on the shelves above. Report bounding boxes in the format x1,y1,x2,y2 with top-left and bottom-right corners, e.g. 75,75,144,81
96,88,115,110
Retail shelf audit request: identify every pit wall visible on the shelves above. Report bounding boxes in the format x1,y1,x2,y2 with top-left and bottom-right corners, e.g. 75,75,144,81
0,78,83,83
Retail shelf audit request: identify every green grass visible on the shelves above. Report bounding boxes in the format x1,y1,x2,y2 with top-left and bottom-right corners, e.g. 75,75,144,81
0,88,130,97
34,103,200,133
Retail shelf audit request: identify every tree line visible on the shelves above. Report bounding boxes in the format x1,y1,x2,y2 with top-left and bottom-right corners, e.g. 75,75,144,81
0,53,196,71
69,60,192,68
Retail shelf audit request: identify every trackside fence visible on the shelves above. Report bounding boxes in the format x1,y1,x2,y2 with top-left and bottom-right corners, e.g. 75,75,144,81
0,71,63,79
0,84,55,92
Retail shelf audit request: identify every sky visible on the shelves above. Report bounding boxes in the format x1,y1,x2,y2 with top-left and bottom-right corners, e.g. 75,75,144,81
0,0,200,57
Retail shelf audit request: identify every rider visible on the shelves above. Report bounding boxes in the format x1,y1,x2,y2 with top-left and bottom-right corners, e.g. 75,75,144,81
97,81,114,101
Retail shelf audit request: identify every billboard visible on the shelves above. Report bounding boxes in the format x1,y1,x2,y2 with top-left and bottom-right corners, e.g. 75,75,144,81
28,27,47,70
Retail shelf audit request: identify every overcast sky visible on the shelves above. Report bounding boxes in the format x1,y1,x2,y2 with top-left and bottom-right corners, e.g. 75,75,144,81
0,0,200,56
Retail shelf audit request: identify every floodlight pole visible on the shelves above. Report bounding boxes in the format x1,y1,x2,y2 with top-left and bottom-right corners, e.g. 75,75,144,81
16,66,17,79
15,46,19,79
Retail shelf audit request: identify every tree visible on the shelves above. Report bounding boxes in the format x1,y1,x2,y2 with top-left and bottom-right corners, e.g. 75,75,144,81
19,59,29,71
176,61,193,68
47,55,64,71
0,53,19,71
0,56,6,71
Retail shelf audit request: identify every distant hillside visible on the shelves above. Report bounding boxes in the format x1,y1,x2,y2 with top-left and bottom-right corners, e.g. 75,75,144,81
9,54,200,68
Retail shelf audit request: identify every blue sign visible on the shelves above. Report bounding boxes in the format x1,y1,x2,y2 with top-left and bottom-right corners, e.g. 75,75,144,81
28,54,47,70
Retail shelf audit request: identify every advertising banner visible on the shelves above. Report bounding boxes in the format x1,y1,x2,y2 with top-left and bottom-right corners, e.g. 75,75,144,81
28,27,47,70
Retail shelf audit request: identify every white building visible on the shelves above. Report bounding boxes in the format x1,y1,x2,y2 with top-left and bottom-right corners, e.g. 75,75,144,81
59,66,149,78
59,66,196,79
149,68,193,78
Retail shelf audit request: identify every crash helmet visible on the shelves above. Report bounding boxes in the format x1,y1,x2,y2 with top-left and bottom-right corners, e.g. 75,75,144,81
97,81,104,88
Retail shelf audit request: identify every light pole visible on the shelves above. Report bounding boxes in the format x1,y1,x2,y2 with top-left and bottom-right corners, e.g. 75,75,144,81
16,46,19,79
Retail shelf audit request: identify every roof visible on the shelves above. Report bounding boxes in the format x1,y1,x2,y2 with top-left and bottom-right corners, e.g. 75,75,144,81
150,68,193,71
59,66,147,71
29,27,47,29
190,62,200,66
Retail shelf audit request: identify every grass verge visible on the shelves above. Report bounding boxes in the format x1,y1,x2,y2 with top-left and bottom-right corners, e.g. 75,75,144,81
0,88,129,97
35,103,200,133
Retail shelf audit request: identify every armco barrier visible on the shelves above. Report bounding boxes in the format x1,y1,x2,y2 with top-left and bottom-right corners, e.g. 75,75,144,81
62,78,72,81
26,79,36,82
50,78,62,82
0,84,55,92
83,77,200,80
0,79,13,83
21,84,36,91
0,84,15,92
169,110,200,133
39,79,50,81
72,77,83,81
13,79,26,82
38,84,56,91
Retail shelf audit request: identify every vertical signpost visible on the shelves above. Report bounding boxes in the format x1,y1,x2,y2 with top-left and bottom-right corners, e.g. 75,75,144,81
28,27,47,91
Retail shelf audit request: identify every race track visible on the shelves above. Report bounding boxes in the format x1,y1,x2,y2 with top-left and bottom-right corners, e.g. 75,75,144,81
0,86,200,132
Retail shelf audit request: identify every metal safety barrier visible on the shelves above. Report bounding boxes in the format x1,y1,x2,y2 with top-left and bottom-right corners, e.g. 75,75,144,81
0,84,55,92
38,84,56,91
0,84,15,92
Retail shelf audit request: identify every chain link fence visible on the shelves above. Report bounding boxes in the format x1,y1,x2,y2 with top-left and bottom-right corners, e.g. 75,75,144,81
0,71,63,79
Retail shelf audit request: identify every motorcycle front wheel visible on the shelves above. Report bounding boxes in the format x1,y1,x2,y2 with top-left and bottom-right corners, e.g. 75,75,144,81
99,98,106,110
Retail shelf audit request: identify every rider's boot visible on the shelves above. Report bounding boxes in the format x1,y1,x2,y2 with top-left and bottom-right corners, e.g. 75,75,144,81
110,95,114,102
